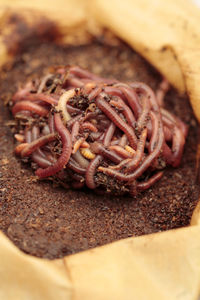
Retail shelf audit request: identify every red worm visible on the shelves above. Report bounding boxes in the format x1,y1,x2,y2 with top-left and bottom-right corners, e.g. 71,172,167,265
162,143,174,165
25,129,32,143
67,114,82,128
12,66,187,194
12,101,49,116
12,82,33,102
24,93,58,105
71,121,80,145
149,111,159,153
31,126,40,140
171,126,185,167
90,131,103,141
103,122,116,147
67,158,86,174
71,172,85,182
32,152,53,168
163,126,172,141
30,126,55,168
126,128,148,172
96,95,137,149
118,86,141,118
85,115,117,189
130,82,160,113
66,76,84,88
137,171,164,190
70,66,116,84
66,104,81,114
109,129,147,171
104,86,126,100
109,145,133,159
88,86,102,101
36,113,72,178
156,79,169,107
110,97,136,126
109,157,132,170
98,125,164,182
85,155,103,189
48,113,56,133
90,142,122,164
137,97,150,130
70,66,99,80
161,108,188,137
21,133,56,157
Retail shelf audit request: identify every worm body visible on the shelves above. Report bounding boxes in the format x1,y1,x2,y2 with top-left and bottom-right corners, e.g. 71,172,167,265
11,65,187,196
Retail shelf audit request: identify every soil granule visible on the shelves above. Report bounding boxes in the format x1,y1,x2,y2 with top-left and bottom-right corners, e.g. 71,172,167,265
0,39,199,259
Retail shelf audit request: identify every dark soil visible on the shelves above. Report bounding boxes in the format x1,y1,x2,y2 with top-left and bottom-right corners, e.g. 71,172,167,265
0,39,199,259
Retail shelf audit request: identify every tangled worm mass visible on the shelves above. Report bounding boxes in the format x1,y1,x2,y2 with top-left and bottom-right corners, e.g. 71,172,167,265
11,66,188,196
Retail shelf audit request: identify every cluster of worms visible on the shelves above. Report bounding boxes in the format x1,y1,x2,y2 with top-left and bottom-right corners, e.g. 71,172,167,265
11,65,188,196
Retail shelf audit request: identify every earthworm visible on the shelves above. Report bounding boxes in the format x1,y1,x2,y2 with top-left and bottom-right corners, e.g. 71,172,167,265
32,152,53,168
109,145,133,159
21,133,56,157
125,128,148,172
71,121,80,145
96,95,138,149
67,114,82,128
104,86,126,100
35,113,72,178
48,113,56,133
103,122,116,147
22,93,58,105
130,82,160,113
85,155,103,189
98,126,164,182
156,79,169,107
12,65,187,195
149,111,159,153
110,97,136,126
67,158,86,175
90,142,122,164
118,86,141,118
137,97,150,130
12,101,49,116
37,74,53,94
171,127,185,167
137,171,164,191
88,86,102,101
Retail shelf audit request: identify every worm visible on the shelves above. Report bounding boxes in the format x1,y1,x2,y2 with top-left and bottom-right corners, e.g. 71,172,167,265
12,101,49,116
96,95,138,149
35,113,72,178
11,65,187,195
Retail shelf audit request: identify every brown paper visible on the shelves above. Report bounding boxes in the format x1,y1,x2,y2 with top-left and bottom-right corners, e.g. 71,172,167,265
0,0,200,299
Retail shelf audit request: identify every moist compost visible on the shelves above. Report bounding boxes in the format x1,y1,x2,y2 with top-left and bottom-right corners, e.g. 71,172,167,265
0,39,199,259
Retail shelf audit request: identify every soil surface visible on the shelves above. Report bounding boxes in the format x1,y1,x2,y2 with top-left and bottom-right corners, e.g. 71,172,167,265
0,39,199,259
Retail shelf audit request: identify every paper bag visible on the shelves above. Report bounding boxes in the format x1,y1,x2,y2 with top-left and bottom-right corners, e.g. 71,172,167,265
0,1,200,299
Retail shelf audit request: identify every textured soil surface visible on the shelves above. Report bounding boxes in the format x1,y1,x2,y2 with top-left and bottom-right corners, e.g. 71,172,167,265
0,39,199,259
